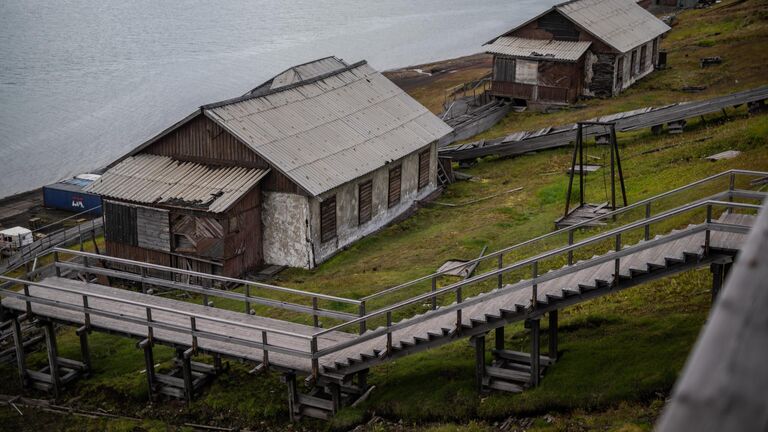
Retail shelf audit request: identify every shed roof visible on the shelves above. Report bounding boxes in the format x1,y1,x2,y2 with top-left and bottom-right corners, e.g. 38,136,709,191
202,60,452,197
485,37,592,62
85,154,269,213
491,0,670,54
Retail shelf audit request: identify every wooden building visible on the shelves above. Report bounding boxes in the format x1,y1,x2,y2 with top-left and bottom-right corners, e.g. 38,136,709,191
485,0,670,105
86,57,452,275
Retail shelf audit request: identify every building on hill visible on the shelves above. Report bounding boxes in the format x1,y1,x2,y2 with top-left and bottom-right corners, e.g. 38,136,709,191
86,57,452,275
484,0,671,105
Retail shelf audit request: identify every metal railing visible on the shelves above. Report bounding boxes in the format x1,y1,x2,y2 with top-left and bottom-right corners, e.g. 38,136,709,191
309,198,764,369
0,170,765,378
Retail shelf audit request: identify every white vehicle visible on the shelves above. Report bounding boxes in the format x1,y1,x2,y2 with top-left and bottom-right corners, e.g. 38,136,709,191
0,226,34,251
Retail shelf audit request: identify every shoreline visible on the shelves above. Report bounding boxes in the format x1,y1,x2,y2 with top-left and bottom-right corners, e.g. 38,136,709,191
0,52,493,226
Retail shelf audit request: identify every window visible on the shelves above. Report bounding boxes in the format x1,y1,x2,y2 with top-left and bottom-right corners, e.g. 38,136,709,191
630,50,637,78
320,196,337,242
388,166,402,208
652,38,659,66
639,45,648,73
418,149,431,190
358,180,373,225
515,60,538,85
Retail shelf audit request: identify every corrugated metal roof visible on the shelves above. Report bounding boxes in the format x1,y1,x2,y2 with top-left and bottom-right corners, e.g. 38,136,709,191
484,37,591,62
489,0,670,54
557,0,670,53
85,154,269,213
205,61,452,197
270,57,348,90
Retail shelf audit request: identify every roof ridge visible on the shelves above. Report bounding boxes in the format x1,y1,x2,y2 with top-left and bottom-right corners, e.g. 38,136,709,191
202,60,368,111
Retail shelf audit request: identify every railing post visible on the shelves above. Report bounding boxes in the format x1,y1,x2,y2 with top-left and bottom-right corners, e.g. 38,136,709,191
431,276,437,310
614,233,622,288
146,308,153,343
310,337,319,380
567,231,574,265
140,267,148,294
82,295,91,329
54,251,61,277
312,296,319,327
532,261,538,308
727,172,735,214
358,301,367,334
386,311,393,354
644,202,651,241
23,283,32,316
261,330,269,369
245,285,252,315
456,287,463,333
497,254,503,289
190,317,198,353
705,204,712,254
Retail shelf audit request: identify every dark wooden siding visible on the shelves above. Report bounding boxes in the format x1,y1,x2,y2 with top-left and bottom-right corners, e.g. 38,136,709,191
537,11,580,41
358,180,373,225
105,200,138,246
223,185,263,275
320,196,337,242
143,113,268,168
418,149,430,190
388,166,402,208
493,57,516,82
509,10,615,54
261,169,304,194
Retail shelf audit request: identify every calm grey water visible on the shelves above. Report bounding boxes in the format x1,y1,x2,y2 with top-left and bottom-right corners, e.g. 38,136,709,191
0,0,556,199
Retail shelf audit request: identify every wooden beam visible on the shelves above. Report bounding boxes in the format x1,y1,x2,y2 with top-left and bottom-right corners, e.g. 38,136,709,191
42,321,61,398
11,316,27,387
529,319,540,387
475,334,486,393
548,310,558,361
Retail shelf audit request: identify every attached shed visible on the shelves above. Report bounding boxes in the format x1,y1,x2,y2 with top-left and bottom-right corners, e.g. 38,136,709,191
87,57,452,275
485,0,671,104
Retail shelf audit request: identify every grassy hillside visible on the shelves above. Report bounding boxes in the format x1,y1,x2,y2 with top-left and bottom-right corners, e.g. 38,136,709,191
1,1,767,430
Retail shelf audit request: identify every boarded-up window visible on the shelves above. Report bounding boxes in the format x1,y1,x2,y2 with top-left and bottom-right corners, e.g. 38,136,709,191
652,39,659,65
639,45,647,72
136,206,170,251
320,196,336,242
105,201,138,246
493,57,516,82
358,180,373,225
630,50,637,77
515,60,538,85
388,166,402,208
418,149,430,190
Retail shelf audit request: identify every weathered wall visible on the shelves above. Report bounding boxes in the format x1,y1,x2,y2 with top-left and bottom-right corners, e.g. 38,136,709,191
614,38,658,94
588,53,617,97
308,142,438,266
261,192,312,268
142,113,268,169
508,10,615,54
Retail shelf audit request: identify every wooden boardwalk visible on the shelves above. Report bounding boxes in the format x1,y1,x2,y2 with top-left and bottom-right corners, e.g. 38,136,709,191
1,169,764,419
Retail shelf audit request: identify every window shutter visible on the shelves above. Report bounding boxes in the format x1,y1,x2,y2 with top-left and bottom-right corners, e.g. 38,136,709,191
320,196,337,242
418,149,430,190
388,166,402,208
358,180,373,225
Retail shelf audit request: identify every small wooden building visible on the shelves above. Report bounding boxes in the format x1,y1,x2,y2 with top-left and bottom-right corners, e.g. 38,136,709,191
87,57,452,276
485,0,670,105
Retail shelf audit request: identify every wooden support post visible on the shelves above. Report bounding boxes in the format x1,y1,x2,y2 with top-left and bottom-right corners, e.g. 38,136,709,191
497,255,503,289
495,326,505,352
180,348,194,403
312,296,319,327
11,316,28,387
76,326,92,375
359,301,367,334
710,260,732,303
548,310,558,361
285,373,298,422
140,339,155,400
529,318,540,387
329,382,342,413
357,369,368,391
213,353,223,372
431,276,437,310
474,334,486,393
42,321,61,398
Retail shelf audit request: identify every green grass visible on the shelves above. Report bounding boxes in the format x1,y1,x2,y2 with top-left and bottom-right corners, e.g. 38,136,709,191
1,1,767,428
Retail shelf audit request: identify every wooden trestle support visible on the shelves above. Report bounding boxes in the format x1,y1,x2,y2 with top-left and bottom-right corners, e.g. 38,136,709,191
474,311,559,393
9,314,90,398
284,369,371,421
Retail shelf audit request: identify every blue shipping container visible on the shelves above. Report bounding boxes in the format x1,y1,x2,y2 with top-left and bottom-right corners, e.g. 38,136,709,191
43,177,102,215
